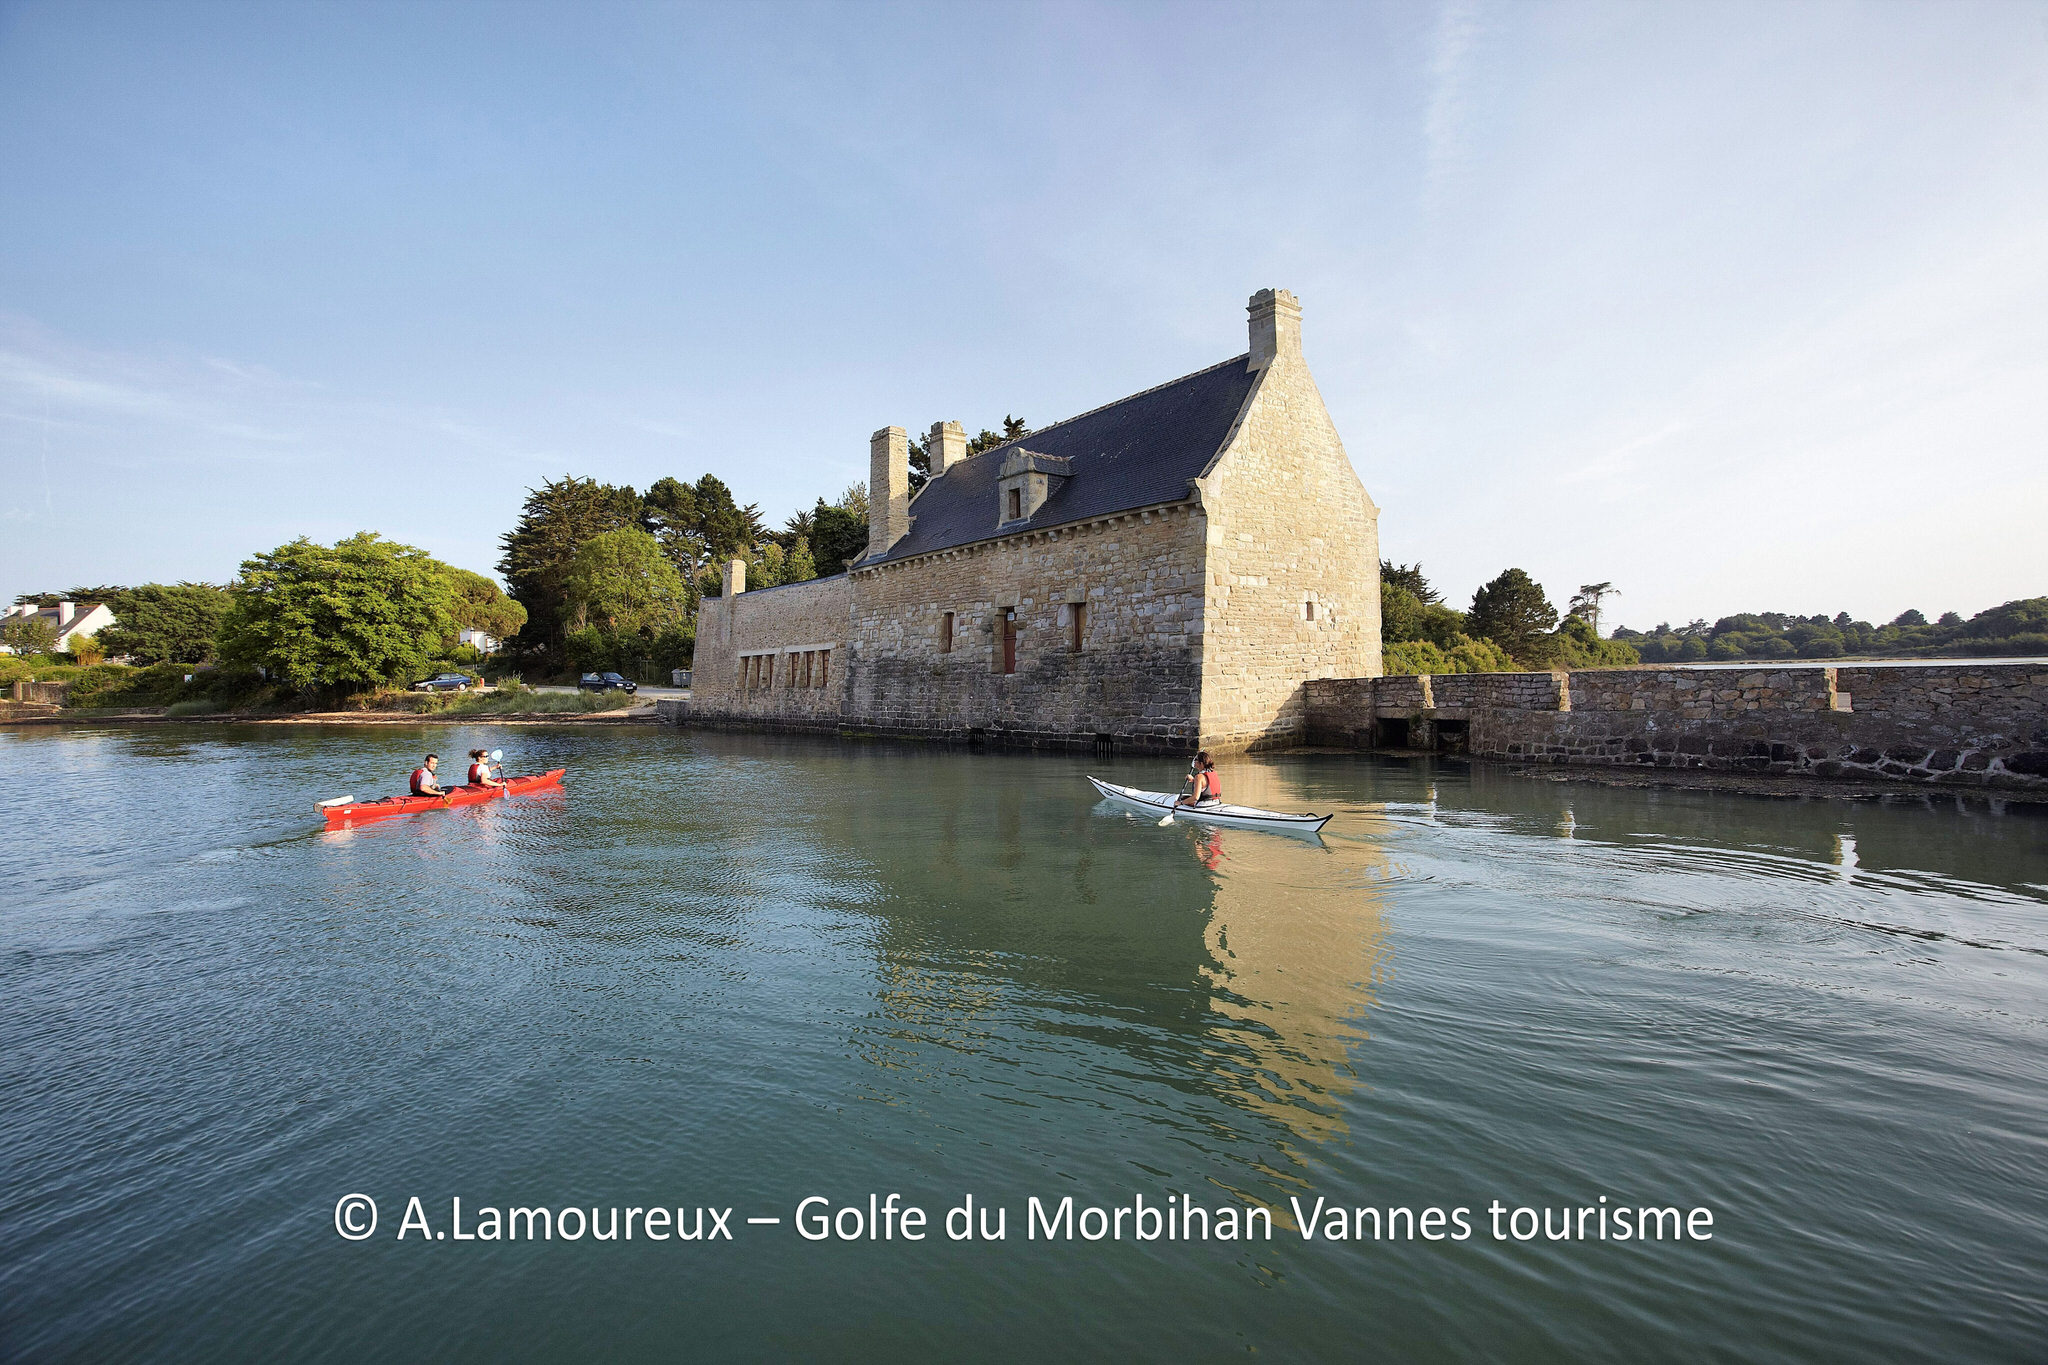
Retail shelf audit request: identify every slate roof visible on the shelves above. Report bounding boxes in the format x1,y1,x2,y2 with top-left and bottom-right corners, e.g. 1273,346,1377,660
861,353,1257,566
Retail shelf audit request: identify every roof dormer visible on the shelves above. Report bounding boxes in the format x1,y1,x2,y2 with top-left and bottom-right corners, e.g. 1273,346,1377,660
995,449,1072,529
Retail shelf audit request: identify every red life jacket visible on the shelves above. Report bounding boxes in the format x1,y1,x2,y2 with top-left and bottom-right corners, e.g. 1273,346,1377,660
1199,768,1221,800
410,767,433,795
468,763,487,784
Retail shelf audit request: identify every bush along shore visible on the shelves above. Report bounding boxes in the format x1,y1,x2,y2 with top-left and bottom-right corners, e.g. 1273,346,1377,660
1,657,652,724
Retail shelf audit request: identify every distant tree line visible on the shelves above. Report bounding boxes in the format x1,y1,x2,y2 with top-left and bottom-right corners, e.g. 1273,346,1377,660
1612,599,2048,662
1379,564,1638,674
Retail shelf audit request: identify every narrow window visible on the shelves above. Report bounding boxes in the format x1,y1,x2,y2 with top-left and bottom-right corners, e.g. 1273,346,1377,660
763,655,774,689
785,653,797,688
1069,601,1086,652
940,612,954,654
1008,487,1022,521
802,651,813,687
743,656,755,689
816,650,829,688
1304,598,1317,621
1002,609,1018,675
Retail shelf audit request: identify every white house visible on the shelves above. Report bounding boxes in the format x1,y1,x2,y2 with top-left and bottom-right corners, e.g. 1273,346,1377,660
1,600,117,654
458,628,500,654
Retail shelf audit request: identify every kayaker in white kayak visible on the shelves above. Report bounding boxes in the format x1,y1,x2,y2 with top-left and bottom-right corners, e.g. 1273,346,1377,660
410,754,448,797
467,748,505,791
1177,752,1222,808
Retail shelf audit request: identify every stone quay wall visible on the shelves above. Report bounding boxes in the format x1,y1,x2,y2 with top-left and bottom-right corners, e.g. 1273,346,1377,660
842,502,1207,752
1303,664,2048,790
686,572,853,735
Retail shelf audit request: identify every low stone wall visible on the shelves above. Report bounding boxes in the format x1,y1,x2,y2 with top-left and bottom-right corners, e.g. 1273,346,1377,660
10,680,70,705
1304,664,2048,790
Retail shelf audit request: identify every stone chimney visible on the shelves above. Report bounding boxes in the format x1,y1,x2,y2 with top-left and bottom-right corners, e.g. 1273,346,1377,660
722,559,746,597
928,421,967,479
56,601,76,627
868,425,909,559
1248,288,1302,366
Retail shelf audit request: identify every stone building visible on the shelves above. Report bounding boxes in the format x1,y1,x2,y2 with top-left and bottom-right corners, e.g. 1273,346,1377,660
686,289,1382,753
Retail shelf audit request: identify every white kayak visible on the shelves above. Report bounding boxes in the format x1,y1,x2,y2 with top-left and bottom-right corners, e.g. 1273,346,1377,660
1087,776,1332,835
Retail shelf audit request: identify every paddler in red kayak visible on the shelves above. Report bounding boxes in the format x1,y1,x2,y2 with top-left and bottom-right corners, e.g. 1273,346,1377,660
410,754,449,799
466,748,505,791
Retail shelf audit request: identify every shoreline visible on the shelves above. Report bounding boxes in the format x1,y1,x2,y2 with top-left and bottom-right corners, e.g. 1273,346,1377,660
0,707,665,728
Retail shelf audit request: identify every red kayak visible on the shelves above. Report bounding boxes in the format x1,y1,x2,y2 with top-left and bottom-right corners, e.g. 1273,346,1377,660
319,769,567,824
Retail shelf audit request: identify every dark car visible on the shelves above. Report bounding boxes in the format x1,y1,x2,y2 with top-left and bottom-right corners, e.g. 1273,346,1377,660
411,672,476,692
578,672,638,693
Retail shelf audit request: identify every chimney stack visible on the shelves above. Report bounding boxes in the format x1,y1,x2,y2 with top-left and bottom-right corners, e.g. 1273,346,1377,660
1248,288,1302,366
868,425,909,559
928,421,967,479
57,601,76,627
722,559,746,597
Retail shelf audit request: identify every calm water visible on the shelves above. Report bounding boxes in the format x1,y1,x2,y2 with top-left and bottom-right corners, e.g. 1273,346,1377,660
2,725,2044,1362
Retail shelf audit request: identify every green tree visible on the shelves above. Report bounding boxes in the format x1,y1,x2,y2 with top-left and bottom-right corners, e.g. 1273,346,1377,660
440,567,528,644
1528,615,1640,668
564,527,689,634
803,499,868,578
784,536,817,583
95,583,231,664
1567,581,1619,634
1379,561,1440,604
2,616,58,655
498,476,644,656
1467,568,1558,662
219,533,458,692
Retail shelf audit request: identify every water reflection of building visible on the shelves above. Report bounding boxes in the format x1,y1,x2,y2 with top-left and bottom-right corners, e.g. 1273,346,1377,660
810,744,1393,1152
1194,802,1392,1149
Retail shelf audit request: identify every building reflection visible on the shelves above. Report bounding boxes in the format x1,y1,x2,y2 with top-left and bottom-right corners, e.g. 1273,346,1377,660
809,743,1394,1155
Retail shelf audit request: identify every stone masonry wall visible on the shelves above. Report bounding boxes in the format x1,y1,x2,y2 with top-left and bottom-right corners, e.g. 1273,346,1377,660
843,503,1206,751
688,573,852,733
1303,664,2048,791
1195,317,1381,753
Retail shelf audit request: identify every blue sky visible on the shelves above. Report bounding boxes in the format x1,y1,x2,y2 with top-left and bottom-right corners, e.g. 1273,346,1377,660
2,0,2043,629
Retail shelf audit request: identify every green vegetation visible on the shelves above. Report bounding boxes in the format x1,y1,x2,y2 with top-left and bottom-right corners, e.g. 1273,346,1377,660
337,681,638,716
1379,563,1640,674
1613,597,2048,661
218,533,460,693
2,615,58,655
94,583,231,664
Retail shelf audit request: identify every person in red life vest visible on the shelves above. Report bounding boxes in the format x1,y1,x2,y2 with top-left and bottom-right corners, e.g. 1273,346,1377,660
410,754,448,798
1177,751,1221,808
466,748,505,791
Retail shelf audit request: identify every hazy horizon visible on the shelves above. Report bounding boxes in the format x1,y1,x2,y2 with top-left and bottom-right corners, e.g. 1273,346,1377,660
3,0,2043,632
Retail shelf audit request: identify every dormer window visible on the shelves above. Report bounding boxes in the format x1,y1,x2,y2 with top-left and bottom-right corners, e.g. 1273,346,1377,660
995,448,1073,528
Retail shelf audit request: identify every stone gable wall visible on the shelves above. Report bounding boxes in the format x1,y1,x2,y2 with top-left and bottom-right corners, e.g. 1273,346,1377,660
1196,352,1381,752
687,574,852,732
1304,664,2048,790
842,503,1206,751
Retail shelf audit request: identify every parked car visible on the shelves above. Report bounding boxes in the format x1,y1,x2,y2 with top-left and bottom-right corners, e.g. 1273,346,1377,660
578,672,638,693
411,672,476,692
